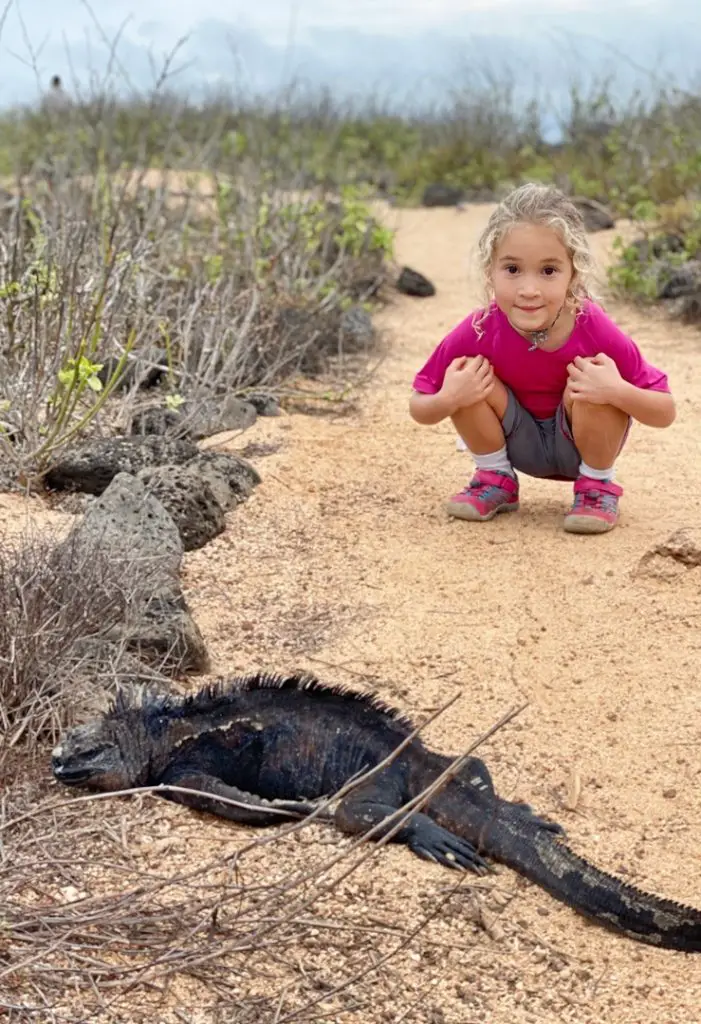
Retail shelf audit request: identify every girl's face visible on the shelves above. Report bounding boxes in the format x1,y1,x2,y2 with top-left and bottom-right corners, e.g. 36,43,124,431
490,223,574,336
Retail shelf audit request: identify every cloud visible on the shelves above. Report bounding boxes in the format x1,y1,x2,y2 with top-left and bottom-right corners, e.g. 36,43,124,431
0,0,694,108
1,0,672,48
131,0,673,46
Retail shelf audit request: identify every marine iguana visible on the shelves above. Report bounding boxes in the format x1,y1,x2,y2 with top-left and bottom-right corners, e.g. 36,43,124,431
52,671,701,952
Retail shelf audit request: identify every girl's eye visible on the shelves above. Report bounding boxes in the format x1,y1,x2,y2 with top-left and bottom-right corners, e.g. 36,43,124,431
505,265,519,274
543,266,558,276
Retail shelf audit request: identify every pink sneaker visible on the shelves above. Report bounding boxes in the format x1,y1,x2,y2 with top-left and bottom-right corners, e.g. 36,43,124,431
446,470,519,521
564,476,623,534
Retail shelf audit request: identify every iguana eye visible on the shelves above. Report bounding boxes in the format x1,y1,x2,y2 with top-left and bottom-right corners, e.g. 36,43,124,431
69,743,113,763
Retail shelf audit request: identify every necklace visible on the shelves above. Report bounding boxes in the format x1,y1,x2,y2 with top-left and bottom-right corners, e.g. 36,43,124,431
526,329,549,352
520,305,565,351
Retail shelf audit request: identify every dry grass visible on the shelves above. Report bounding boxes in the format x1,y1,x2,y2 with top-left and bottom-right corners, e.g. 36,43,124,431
0,528,184,754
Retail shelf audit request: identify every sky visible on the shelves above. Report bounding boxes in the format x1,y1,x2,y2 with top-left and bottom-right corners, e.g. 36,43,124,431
0,0,699,111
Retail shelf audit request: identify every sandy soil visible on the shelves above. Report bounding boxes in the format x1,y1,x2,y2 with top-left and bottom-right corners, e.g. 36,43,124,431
6,203,701,1022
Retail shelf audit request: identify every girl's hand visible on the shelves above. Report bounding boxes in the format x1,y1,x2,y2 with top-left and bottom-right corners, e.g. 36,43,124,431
439,355,495,413
566,353,624,405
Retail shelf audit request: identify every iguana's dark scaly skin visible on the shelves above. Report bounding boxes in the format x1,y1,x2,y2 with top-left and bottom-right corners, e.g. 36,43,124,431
52,672,701,951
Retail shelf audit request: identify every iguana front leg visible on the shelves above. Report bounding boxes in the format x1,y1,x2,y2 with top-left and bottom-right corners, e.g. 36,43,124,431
158,767,332,826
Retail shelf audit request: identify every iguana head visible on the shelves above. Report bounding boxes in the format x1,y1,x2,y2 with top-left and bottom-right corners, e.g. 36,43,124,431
51,719,134,790
52,687,160,791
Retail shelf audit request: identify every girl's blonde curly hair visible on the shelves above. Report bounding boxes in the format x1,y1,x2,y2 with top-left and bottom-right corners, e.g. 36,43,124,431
474,183,598,336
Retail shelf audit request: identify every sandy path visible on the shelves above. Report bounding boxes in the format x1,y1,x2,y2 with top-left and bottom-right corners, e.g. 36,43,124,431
4,203,701,1021
181,203,701,1021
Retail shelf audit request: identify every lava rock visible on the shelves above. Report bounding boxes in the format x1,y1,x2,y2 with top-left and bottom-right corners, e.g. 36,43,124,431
397,267,436,298
422,183,465,207
44,436,199,495
137,464,226,552
572,196,615,232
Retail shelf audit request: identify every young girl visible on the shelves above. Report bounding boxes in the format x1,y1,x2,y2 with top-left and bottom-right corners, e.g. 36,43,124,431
409,184,675,534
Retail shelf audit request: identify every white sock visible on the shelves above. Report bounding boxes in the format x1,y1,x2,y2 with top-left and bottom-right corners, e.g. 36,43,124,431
472,445,515,477
579,460,615,482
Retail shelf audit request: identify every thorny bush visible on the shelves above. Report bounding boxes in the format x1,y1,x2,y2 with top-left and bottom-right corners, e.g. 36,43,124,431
0,167,392,486
0,529,178,754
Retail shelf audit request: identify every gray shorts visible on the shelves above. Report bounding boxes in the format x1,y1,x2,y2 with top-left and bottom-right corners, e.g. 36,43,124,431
500,389,630,481
500,389,580,480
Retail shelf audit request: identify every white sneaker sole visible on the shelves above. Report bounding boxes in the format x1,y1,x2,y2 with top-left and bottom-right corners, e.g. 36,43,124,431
563,513,617,534
446,501,520,522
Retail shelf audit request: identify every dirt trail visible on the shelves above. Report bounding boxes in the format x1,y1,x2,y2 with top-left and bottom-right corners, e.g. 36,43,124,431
6,203,701,1021
183,203,701,1021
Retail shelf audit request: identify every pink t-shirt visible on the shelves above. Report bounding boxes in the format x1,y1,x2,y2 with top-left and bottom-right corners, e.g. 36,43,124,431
412,300,670,420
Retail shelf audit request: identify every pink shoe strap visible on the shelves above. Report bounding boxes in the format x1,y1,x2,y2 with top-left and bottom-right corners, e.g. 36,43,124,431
574,476,623,497
471,470,518,494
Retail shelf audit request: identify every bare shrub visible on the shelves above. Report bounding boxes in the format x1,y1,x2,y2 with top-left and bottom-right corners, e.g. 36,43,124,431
0,528,178,751
0,168,390,484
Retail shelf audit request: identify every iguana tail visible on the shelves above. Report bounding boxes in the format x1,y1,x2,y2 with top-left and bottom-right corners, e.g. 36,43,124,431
483,811,701,952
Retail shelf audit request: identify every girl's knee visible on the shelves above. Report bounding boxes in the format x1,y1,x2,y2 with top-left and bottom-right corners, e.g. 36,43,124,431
571,400,630,453
572,399,628,426
451,386,508,423
487,375,509,418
